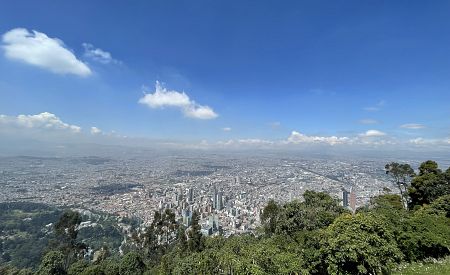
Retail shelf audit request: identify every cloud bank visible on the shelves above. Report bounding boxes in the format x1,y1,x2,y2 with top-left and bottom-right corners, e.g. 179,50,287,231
0,112,81,133
2,28,91,76
286,131,350,145
139,82,218,119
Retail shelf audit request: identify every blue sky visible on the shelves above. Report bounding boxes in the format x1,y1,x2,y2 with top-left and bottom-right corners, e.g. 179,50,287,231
0,1,449,150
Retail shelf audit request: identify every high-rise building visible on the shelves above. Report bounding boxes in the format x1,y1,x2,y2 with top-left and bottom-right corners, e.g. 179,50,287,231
182,209,192,226
213,187,223,210
349,186,356,213
341,188,350,207
187,188,194,203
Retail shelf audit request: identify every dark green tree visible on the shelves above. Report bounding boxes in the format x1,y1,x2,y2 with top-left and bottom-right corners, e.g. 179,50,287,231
323,213,403,275
418,160,441,175
36,251,67,275
385,162,415,209
119,252,146,275
187,211,204,253
408,161,450,207
398,209,450,261
51,210,84,269
260,199,280,235
67,260,88,275
275,191,347,235
176,225,188,253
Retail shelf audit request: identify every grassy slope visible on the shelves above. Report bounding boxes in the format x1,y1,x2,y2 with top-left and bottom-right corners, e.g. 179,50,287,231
393,257,450,275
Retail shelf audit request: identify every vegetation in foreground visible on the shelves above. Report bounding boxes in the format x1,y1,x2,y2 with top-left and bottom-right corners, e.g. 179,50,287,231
393,256,450,275
0,160,449,275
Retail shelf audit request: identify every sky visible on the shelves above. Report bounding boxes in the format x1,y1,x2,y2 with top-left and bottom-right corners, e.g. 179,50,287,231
0,1,449,153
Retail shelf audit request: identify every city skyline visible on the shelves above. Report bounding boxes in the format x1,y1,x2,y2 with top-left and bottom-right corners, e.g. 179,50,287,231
1,1,450,153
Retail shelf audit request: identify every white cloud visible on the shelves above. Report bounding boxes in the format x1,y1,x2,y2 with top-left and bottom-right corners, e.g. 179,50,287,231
222,127,232,132
409,137,450,146
286,131,350,145
90,127,102,135
139,81,218,119
359,119,378,124
82,43,119,64
2,28,91,76
183,104,218,120
0,112,81,133
359,129,386,137
400,123,425,129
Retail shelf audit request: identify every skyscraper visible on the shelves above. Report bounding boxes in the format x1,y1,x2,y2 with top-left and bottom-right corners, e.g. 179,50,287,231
187,188,194,203
213,187,223,210
349,186,356,213
341,188,350,207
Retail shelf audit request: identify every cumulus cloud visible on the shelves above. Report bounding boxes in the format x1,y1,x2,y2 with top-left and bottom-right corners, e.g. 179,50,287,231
0,112,81,133
82,43,119,64
90,127,102,135
400,123,425,129
286,131,350,145
138,82,218,119
2,28,91,76
222,127,232,132
359,129,386,137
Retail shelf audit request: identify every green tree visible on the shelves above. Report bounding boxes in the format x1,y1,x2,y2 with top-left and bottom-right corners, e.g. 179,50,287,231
418,160,441,175
51,210,84,269
119,252,146,275
260,199,280,235
385,162,415,209
80,264,105,275
176,225,187,253
398,210,450,261
67,260,88,275
408,161,450,207
323,213,403,275
275,191,347,235
419,194,450,218
54,210,82,244
187,211,204,253
101,259,120,275
37,251,67,275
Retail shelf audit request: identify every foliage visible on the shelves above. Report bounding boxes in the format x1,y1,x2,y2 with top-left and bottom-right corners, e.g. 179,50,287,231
409,161,450,208
187,211,204,253
263,191,347,236
385,162,415,208
3,160,450,275
67,260,88,275
397,209,450,261
119,252,146,275
323,213,403,275
36,251,66,275
0,202,62,269
260,199,280,235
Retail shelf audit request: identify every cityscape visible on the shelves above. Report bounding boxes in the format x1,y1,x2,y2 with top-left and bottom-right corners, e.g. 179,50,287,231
1,1,450,274
0,153,408,237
